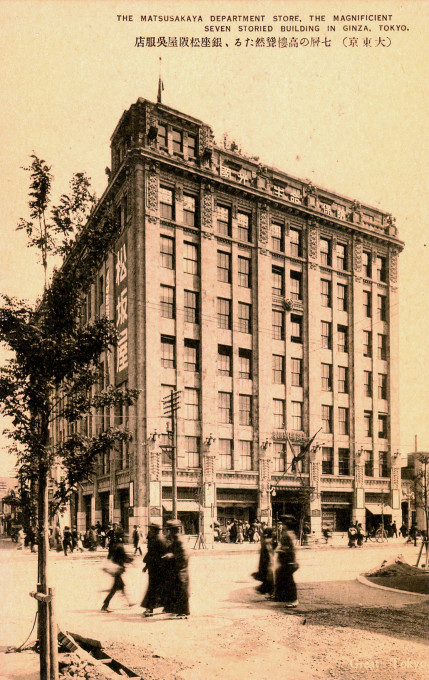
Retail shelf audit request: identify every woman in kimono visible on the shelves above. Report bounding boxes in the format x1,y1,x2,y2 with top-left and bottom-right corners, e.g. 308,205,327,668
163,519,190,618
254,527,275,596
274,522,299,607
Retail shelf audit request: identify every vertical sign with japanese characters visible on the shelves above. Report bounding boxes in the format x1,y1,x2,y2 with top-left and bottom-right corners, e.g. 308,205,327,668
114,235,128,384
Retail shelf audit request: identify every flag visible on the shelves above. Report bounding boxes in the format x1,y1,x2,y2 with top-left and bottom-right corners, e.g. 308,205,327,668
290,428,321,471
157,75,164,103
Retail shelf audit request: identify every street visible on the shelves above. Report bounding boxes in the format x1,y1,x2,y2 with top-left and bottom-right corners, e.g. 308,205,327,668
1,540,428,680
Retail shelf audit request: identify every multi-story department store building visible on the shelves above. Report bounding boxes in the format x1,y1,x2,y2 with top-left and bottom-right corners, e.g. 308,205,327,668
57,96,409,540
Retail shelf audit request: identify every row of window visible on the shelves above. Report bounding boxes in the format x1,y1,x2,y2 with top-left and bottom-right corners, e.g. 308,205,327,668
157,125,197,159
320,405,388,438
320,448,389,477
321,280,388,320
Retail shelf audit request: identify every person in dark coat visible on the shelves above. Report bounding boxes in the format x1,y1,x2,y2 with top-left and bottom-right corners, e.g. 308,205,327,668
356,523,365,547
163,519,190,618
141,523,168,616
229,520,237,543
106,524,116,558
347,523,358,548
101,543,133,611
253,527,275,596
274,520,299,607
133,525,143,556
62,526,73,556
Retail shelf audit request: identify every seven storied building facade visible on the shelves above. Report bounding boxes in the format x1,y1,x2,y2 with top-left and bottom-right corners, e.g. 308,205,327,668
57,97,406,541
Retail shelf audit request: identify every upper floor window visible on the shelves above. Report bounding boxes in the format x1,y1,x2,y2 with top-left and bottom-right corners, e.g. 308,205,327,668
184,290,199,324
321,279,331,308
320,238,332,266
377,295,387,322
290,270,302,301
218,391,233,424
378,414,388,439
184,339,199,372
239,348,252,379
219,439,233,470
271,221,284,252
290,228,302,258
364,411,372,438
160,235,174,269
239,395,252,426
273,399,285,429
161,336,175,369
272,309,285,340
160,285,175,319
157,124,167,148
363,290,372,318
321,405,333,433
217,205,231,237
364,370,372,397
238,440,253,471
291,401,303,431
321,447,333,475
185,436,200,468
272,266,284,296
238,302,251,334
379,451,389,478
238,256,251,288
184,242,198,275
364,449,374,477
291,358,302,387
160,186,174,220
337,325,348,353
337,243,347,270
183,194,197,227
363,250,372,278
184,387,199,421
337,283,348,312
272,443,286,472
273,354,285,384
217,298,231,330
338,366,348,394
291,314,302,343
378,373,387,400
321,321,332,349
376,256,387,283
237,211,252,243
321,363,332,391
172,128,183,154
187,134,197,159
217,251,231,283
378,333,387,360
338,407,349,435
338,448,350,476
217,345,232,376
363,330,372,357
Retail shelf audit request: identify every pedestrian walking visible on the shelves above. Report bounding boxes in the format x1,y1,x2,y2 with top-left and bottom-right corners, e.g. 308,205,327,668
16,527,25,550
163,519,190,618
229,520,237,543
63,526,73,556
356,523,365,547
236,521,244,544
133,525,143,556
141,523,168,616
101,543,133,611
26,525,37,553
253,527,275,596
71,527,78,551
391,521,398,538
347,523,358,548
274,520,299,607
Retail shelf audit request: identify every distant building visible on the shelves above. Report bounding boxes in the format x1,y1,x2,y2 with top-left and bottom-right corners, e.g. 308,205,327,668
0,477,19,534
51,96,406,540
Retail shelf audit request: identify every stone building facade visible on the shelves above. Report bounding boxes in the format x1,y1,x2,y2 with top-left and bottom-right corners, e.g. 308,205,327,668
57,97,406,540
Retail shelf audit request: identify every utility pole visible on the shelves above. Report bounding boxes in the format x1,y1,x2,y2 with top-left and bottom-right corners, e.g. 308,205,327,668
162,390,181,520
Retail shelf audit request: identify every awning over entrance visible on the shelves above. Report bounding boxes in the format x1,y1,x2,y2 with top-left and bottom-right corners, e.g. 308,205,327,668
366,504,393,515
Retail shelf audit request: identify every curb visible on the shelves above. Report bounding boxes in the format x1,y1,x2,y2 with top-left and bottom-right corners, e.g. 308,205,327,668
356,573,429,598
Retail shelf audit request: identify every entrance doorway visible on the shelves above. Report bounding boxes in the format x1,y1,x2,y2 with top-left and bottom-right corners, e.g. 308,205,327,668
119,489,130,534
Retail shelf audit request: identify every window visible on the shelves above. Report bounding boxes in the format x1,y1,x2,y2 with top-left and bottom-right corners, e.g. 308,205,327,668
238,256,251,288
271,221,284,252
338,448,350,476
219,439,233,470
364,371,372,397
363,330,372,357
172,128,183,154
217,298,231,330
338,407,349,435
157,123,167,148
272,309,284,340
379,451,388,478
321,321,332,349
337,325,348,353
291,314,302,343
237,211,251,242
187,134,197,159
184,339,199,372
290,228,302,257
160,285,175,318
321,363,332,391
160,186,174,220
273,355,285,384
290,271,302,301
217,251,231,283
337,284,348,311
321,447,333,474
161,336,175,368
239,395,252,426
272,443,286,472
363,290,372,318
239,348,252,379
185,436,200,467
378,373,387,400
217,205,231,237
272,266,284,296
338,366,348,393
238,440,252,471
363,250,372,278
273,399,285,429
184,290,198,324
184,242,198,275
161,235,174,269
218,391,232,424
377,295,387,322
217,345,232,376
364,450,374,477
291,358,302,387
378,414,388,439
238,302,251,334
98,274,104,310
364,411,372,437
337,243,347,270
183,194,197,227
378,334,387,360
291,401,303,430
320,237,331,266
184,388,199,421
321,405,332,433
321,279,331,307
376,256,387,282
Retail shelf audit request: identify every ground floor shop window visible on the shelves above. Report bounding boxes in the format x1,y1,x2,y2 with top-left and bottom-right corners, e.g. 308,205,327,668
321,507,351,532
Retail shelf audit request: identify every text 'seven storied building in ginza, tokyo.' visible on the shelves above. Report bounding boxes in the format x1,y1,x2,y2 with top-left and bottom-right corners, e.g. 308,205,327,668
54,97,407,541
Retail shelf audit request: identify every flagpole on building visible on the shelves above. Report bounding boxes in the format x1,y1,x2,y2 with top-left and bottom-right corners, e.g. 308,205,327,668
157,57,164,103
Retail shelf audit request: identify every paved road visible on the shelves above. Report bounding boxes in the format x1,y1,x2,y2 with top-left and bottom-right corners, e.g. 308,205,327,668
2,540,428,680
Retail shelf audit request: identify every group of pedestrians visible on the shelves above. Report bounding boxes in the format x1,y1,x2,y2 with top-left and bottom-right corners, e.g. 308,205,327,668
225,519,263,543
101,518,190,619
253,518,299,608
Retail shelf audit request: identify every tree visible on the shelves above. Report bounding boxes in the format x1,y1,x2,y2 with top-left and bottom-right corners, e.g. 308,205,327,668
0,155,137,678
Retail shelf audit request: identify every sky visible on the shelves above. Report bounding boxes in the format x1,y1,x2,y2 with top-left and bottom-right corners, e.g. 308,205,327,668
0,0,428,475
